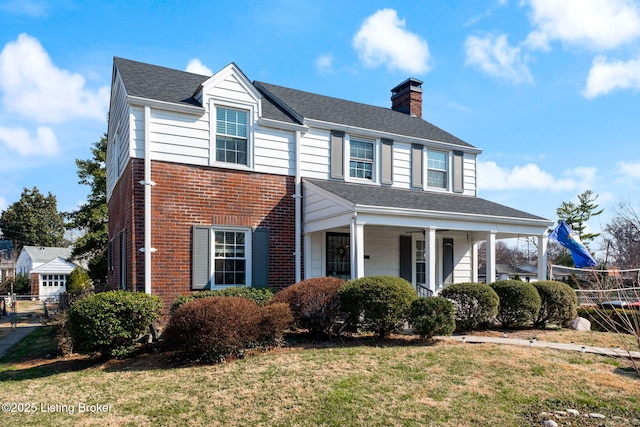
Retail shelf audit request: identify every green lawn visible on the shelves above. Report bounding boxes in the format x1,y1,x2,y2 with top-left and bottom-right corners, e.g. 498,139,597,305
0,327,638,426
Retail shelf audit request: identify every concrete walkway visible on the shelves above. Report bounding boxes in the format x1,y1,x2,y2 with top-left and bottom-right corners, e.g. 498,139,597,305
444,334,640,359
0,312,42,359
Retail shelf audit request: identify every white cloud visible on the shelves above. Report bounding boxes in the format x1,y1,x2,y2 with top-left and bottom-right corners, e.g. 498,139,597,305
617,160,640,179
478,161,595,191
464,34,533,84
0,33,109,124
185,58,212,75
524,0,640,51
0,126,59,156
353,9,431,74
582,55,640,98
0,0,48,17
315,54,334,74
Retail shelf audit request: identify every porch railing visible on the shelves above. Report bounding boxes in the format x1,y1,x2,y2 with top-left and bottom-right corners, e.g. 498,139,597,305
416,283,433,298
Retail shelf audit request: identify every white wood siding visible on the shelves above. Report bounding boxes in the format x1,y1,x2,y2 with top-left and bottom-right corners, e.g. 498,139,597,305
391,142,411,188
462,153,477,196
363,227,400,277
254,126,295,176
300,129,331,179
148,109,210,166
307,232,324,278
107,73,130,199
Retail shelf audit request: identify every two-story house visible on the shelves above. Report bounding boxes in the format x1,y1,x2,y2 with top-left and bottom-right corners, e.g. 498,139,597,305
107,57,553,315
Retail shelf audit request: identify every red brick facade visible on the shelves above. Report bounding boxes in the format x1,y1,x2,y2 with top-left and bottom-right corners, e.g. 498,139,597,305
108,158,297,315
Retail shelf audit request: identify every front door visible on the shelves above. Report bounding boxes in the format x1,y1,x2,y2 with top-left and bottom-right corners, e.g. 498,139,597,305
326,232,350,280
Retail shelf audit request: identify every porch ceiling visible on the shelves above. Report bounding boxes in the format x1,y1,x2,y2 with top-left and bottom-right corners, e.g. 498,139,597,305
303,179,554,236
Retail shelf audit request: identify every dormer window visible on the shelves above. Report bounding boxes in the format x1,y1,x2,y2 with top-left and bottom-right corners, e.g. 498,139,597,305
349,138,374,180
216,107,248,165
427,149,447,189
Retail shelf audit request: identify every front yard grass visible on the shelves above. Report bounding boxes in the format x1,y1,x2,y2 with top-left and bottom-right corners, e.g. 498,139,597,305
0,327,638,426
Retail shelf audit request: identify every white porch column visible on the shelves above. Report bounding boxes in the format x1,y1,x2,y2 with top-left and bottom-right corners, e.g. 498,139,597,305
425,227,437,293
350,217,365,279
486,231,496,284
538,233,548,281
472,242,479,283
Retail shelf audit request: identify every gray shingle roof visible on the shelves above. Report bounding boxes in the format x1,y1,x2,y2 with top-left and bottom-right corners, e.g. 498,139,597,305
113,57,208,107
254,81,474,148
22,246,72,264
305,179,548,221
113,58,474,147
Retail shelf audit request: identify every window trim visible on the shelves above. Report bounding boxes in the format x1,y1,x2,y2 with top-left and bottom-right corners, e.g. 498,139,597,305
210,100,254,170
348,136,375,181
212,227,252,287
345,135,378,183
426,149,449,190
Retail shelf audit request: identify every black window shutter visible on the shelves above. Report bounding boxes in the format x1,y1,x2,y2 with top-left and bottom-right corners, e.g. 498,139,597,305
453,151,464,193
192,225,211,290
381,138,393,185
399,235,412,282
253,228,269,288
330,131,344,179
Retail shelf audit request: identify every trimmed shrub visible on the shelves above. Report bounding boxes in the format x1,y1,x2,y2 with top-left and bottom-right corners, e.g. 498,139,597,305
165,296,263,362
577,307,640,333
533,280,578,328
66,290,162,359
271,277,345,335
440,283,499,332
259,302,293,344
409,296,455,340
170,286,275,314
490,280,541,327
339,276,417,338
66,267,91,294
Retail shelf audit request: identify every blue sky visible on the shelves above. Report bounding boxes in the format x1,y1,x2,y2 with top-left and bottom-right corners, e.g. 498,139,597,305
1,0,639,250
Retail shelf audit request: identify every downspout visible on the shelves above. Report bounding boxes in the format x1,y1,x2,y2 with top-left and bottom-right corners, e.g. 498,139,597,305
294,130,302,283
139,105,156,294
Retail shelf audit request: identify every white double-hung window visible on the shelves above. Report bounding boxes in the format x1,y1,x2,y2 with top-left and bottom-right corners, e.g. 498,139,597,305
349,138,374,180
216,107,248,165
213,229,250,286
427,149,448,189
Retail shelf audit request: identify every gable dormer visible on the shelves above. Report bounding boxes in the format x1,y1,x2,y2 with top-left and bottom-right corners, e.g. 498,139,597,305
198,63,263,170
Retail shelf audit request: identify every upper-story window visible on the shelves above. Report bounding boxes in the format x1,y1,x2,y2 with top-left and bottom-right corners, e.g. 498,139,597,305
349,138,374,180
216,107,248,165
427,149,448,189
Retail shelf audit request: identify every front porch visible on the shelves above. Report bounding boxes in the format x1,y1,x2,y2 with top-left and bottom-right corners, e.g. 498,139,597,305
303,179,554,293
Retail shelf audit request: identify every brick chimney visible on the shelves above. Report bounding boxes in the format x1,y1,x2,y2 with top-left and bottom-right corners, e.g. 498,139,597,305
390,78,423,118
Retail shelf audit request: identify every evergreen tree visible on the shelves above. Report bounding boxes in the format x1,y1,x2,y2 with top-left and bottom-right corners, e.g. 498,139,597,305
66,135,108,290
556,189,603,246
0,187,67,250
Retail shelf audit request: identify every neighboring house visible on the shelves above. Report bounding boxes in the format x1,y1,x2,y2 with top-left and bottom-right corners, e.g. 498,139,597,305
15,246,76,300
107,57,553,314
0,240,15,283
478,263,539,283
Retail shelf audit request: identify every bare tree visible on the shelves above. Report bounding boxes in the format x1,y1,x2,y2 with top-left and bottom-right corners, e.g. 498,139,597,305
603,202,640,269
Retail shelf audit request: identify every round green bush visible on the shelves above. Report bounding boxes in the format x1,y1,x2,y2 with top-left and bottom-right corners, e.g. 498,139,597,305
338,276,417,338
409,296,455,340
439,283,499,332
490,280,541,327
67,290,162,359
533,280,578,328
271,276,345,335
170,286,275,314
